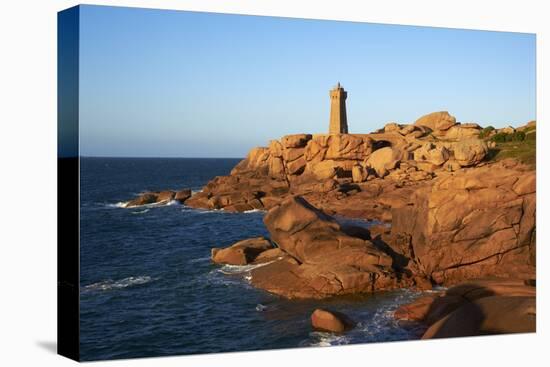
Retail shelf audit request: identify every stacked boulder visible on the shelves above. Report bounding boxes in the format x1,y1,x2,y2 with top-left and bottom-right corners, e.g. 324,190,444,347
185,111,491,212
413,111,482,141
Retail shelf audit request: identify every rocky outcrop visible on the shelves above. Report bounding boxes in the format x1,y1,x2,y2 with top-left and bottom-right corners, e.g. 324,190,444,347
124,188,192,207
246,196,414,299
184,112,492,215
311,309,355,333
169,112,534,296
174,189,192,202
390,159,536,285
125,193,159,207
394,278,536,338
211,237,274,265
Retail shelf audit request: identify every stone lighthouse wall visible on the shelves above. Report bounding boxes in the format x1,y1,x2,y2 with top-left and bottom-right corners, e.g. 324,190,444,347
329,83,348,134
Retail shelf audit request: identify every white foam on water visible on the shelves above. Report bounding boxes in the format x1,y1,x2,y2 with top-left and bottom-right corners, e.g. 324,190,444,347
193,208,224,214
131,209,150,215
203,260,277,289
218,260,276,275
106,202,128,208
188,256,211,264
109,198,183,210
243,209,264,214
189,207,265,215
164,200,180,206
308,332,351,347
82,276,155,292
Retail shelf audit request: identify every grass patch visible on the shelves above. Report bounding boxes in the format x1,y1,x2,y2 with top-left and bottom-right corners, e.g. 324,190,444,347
487,139,536,168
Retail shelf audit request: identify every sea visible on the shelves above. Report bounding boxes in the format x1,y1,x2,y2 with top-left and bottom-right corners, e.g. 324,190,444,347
79,157,426,361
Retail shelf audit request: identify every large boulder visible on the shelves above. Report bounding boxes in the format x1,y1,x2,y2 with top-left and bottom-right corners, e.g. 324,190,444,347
309,134,374,161
414,111,456,131
249,196,413,299
281,134,312,149
263,196,390,265
365,147,399,177
390,162,536,285
211,237,273,265
124,192,158,207
311,309,355,333
384,122,401,133
124,190,182,207
394,278,536,339
422,296,535,339
395,278,536,324
441,124,482,140
308,160,338,180
413,143,450,167
451,139,488,167
268,140,283,157
156,190,176,203
352,164,369,183
231,147,270,175
268,156,285,179
175,189,192,203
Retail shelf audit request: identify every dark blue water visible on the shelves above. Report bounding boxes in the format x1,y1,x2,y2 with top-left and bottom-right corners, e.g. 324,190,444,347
80,158,425,361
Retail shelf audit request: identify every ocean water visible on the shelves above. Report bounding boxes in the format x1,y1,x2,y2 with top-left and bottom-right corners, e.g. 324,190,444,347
80,157,425,361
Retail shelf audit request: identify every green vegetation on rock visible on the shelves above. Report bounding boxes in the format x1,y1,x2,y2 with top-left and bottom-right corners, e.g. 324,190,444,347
490,131,526,143
487,139,536,167
479,126,495,139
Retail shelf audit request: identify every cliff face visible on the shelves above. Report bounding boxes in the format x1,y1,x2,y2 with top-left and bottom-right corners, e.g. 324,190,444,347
391,159,536,285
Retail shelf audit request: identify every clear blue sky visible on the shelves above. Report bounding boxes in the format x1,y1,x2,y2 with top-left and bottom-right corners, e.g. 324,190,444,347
78,5,536,158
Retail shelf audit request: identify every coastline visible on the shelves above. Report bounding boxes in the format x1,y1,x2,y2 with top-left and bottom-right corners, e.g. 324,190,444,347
118,112,535,340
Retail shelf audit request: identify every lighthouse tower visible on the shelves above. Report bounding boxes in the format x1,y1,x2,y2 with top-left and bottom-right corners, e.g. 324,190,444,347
328,82,348,134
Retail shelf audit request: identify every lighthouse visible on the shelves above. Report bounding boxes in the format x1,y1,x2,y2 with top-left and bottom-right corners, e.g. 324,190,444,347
328,82,348,134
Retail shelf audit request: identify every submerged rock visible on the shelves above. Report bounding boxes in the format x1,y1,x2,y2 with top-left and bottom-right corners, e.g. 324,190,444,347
311,308,355,333
125,192,159,207
123,188,193,207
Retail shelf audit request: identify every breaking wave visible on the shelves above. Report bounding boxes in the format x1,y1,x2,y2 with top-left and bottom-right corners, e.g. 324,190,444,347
131,209,149,214
218,260,276,275
243,209,264,214
106,202,127,208
82,276,155,292
306,332,351,347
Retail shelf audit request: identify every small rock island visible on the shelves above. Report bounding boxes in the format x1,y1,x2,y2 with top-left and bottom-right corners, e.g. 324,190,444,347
124,83,536,339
